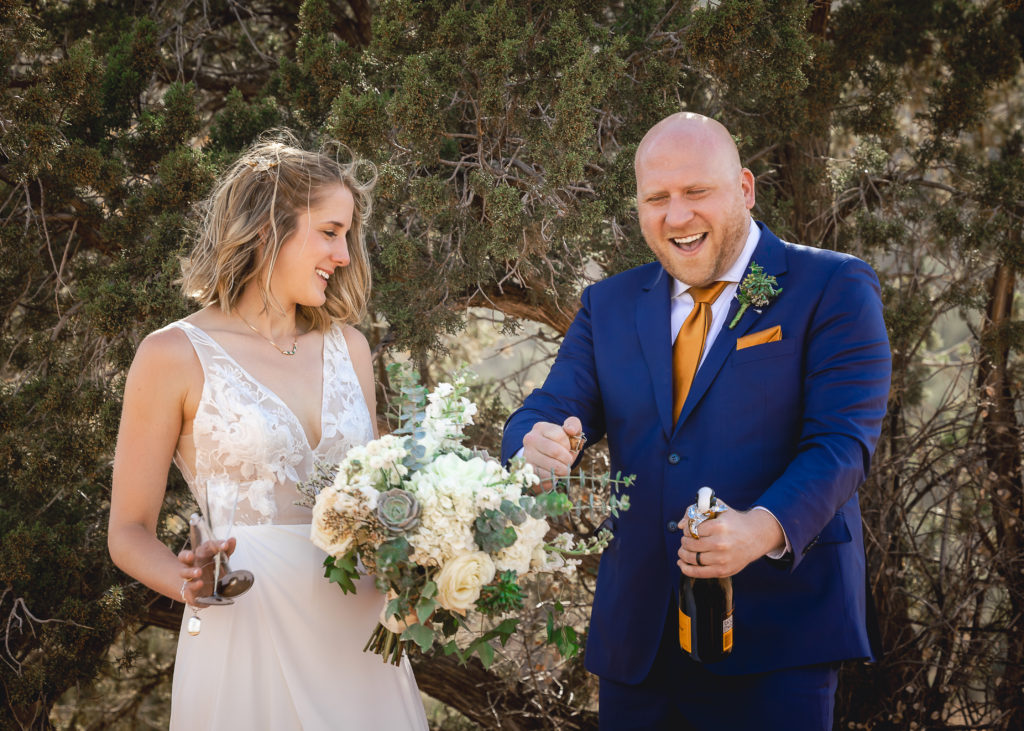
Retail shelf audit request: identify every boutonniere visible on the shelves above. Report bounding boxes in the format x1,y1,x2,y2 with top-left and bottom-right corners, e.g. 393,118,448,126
728,262,782,329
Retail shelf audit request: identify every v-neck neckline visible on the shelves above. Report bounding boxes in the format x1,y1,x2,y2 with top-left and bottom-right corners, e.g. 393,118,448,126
182,321,329,452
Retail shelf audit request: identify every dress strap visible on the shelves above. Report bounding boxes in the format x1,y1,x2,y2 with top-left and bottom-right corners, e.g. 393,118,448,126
166,320,220,374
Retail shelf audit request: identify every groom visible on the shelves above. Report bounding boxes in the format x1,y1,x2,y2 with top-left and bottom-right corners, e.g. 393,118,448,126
500,113,891,730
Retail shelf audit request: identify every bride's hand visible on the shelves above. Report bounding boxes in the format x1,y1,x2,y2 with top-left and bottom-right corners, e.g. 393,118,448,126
177,538,236,605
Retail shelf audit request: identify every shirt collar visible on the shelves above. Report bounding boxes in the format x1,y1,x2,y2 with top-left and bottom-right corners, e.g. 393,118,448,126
671,218,760,299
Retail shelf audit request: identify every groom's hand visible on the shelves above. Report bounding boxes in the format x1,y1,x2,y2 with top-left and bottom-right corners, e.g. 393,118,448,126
522,416,583,491
676,509,785,578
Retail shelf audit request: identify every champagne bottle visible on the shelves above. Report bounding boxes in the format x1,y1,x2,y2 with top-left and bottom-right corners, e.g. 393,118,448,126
678,487,734,663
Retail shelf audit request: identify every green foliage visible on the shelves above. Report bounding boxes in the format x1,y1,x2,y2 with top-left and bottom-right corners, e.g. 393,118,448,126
687,0,814,113
209,88,282,153
415,581,439,624
728,262,782,329
276,0,361,128
323,553,360,594
400,621,436,653
377,536,413,582
534,489,572,518
545,601,580,659
442,617,518,669
473,509,518,553
99,17,159,131
476,570,525,617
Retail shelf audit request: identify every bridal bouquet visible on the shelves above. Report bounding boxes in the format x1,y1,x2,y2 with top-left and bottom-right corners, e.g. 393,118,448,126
307,363,631,666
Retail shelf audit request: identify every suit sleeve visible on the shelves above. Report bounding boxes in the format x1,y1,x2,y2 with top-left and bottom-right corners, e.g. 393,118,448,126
755,257,891,570
500,285,607,465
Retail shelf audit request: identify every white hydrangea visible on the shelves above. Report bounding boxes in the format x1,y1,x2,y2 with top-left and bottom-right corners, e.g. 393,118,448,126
494,515,550,575
473,485,503,512
405,453,511,567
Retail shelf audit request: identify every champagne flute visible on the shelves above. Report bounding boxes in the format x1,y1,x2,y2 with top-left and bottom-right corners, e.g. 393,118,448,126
191,481,254,606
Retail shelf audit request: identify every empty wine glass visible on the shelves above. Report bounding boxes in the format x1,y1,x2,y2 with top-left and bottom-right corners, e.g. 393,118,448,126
191,480,254,606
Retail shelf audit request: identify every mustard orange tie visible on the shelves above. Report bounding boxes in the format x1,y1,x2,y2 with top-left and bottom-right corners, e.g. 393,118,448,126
672,281,729,424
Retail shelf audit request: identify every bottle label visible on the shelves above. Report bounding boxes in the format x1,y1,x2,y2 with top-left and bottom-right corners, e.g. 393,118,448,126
678,608,692,653
723,614,733,652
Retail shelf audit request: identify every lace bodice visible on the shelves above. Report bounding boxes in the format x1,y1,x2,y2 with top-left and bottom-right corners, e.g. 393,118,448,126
169,320,374,529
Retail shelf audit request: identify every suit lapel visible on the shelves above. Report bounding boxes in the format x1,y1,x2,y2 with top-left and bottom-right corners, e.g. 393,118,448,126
636,266,674,439
672,224,789,433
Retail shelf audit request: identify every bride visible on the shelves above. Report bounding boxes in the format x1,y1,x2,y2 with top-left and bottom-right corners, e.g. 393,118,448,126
107,134,428,730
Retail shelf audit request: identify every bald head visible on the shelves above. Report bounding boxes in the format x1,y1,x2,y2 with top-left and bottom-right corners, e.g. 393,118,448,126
635,113,742,179
634,112,755,287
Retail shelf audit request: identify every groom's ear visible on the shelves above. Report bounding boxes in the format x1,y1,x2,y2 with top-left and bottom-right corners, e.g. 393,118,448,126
740,168,756,210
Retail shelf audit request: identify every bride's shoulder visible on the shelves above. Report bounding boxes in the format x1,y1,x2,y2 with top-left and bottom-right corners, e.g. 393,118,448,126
139,321,194,360
121,323,204,441
338,324,370,362
128,320,203,390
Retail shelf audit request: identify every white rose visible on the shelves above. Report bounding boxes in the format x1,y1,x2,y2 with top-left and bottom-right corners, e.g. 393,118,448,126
310,490,354,558
435,551,496,615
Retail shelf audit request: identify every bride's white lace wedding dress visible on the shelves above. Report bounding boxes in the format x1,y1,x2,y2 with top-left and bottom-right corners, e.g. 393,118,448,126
166,320,427,730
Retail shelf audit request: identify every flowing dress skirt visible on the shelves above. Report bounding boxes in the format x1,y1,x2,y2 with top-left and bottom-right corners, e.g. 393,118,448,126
170,524,427,730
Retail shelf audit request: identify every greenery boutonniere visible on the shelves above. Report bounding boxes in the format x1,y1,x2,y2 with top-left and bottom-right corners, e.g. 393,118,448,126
728,262,782,329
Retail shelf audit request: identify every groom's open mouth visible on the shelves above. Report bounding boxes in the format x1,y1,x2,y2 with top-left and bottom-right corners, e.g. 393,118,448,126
670,232,708,254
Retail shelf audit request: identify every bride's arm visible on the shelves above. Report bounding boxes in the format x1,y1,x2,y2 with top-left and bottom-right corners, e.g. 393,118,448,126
107,327,228,604
342,325,379,439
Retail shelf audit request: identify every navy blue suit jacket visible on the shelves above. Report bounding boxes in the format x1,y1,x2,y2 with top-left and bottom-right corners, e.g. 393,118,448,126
501,223,891,683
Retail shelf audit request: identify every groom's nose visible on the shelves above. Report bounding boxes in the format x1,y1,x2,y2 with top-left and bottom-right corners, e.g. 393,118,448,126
664,195,696,229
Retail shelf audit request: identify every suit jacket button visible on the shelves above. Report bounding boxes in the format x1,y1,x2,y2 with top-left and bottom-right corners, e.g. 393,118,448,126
667,521,678,532
668,453,680,465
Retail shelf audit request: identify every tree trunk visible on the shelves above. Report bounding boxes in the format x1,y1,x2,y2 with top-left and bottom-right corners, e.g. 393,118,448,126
976,257,1024,731
773,1,834,248
410,653,597,730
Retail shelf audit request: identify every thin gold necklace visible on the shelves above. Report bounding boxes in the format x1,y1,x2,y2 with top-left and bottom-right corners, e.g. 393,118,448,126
238,314,299,356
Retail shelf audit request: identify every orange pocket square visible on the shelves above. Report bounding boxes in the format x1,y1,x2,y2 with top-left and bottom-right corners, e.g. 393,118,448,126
736,325,782,350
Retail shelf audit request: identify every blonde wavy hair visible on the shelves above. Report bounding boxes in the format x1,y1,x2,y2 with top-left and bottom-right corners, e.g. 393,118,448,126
181,131,375,331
